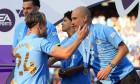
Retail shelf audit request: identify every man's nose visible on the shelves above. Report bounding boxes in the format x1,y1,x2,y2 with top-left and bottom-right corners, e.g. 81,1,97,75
23,9,28,13
71,21,75,26
71,20,75,25
61,22,63,25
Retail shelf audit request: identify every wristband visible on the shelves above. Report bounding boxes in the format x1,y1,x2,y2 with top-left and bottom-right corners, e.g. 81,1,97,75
109,63,115,68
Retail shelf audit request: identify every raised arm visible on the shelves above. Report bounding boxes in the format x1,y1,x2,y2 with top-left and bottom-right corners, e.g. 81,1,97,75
51,25,89,59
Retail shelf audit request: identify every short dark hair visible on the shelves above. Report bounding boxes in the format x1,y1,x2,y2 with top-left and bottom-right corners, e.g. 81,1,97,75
23,0,40,8
25,12,46,29
64,11,72,21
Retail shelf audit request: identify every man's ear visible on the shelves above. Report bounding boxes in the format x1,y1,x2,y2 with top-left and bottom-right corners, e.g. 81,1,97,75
83,15,88,22
35,6,39,11
36,23,40,29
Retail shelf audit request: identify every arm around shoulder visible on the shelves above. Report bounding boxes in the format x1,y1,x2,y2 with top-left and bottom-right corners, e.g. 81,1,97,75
51,25,90,59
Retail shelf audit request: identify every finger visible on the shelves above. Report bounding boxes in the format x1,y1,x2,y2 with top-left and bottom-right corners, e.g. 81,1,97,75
101,72,109,80
85,26,88,36
77,26,81,32
100,74,106,80
97,72,104,80
97,72,101,79
12,48,15,57
87,26,90,32
13,53,15,57
86,26,90,33
104,75,108,80
104,72,109,80
84,25,90,36
83,24,87,31
98,74,102,80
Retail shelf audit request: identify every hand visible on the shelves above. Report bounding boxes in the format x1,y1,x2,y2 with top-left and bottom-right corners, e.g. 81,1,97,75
97,65,113,80
58,69,66,78
77,24,90,41
63,68,75,76
11,48,15,57
27,29,31,36
58,68,75,78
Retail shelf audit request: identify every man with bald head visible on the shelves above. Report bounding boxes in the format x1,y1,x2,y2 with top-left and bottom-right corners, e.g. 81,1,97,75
62,6,140,84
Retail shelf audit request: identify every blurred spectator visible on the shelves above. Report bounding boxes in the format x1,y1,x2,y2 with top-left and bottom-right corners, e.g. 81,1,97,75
56,23,68,42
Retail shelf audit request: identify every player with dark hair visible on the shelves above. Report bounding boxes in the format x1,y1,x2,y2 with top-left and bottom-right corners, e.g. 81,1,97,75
48,11,91,84
11,0,60,83
12,0,60,56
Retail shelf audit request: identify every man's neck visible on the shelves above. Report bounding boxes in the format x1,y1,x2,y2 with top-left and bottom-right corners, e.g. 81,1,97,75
31,28,41,38
66,28,75,38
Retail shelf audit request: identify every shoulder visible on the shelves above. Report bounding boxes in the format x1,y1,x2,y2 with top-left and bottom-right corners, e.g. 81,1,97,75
28,37,47,49
33,37,46,43
94,24,107,29
15,21,26,29
61,38,68,45
16,21,25,27
46,20,57,34
27,34,46,44
39,38,51,45
46,20,55,28
94,24,114,32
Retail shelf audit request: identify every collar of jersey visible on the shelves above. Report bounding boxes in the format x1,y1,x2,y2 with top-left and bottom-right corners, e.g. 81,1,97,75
28,33,39,38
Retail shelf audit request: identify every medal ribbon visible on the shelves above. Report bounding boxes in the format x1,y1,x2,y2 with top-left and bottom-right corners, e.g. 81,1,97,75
82,32,92,68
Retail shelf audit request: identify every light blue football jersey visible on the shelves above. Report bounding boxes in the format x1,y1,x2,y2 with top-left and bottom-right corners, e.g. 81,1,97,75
60,38,91,84
12,20,60,81
13,20,60,48
62,24,134,84
14,33,55,84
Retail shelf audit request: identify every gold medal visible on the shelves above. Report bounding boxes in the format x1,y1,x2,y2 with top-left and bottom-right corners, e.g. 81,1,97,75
83,68,88,75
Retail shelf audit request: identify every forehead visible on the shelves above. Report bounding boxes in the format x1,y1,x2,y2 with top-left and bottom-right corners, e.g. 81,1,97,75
72,11,78,17
72,10,81,18
23,1,34,7
63,17,71,21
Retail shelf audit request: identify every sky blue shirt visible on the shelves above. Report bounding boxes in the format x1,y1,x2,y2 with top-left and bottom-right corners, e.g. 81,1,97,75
62,24,134,84
60,38,91,84
12,20,59,81
14,33,55,84
12,20,60,48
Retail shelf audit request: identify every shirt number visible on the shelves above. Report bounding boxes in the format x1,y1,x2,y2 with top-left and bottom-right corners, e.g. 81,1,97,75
15,52,37,76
